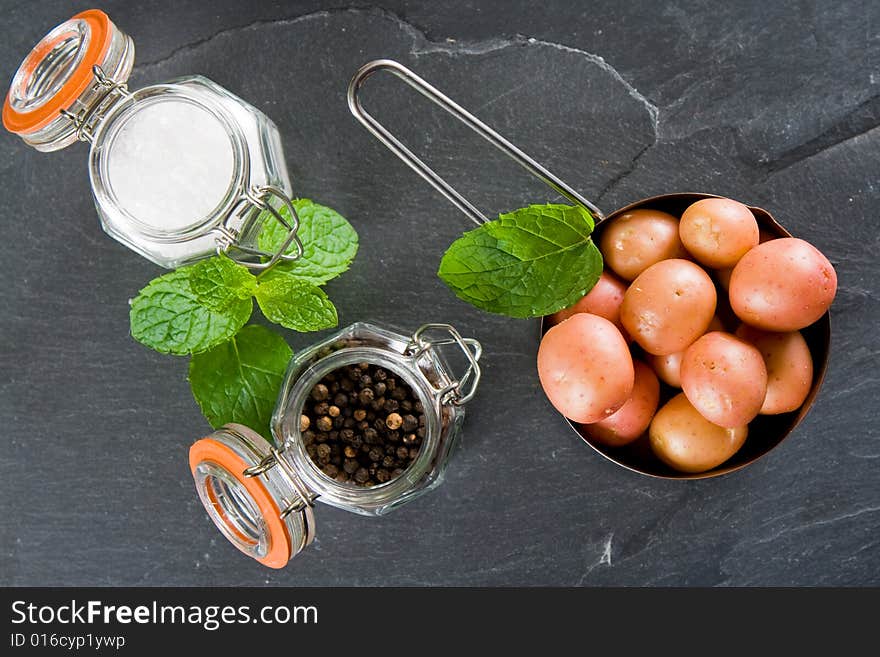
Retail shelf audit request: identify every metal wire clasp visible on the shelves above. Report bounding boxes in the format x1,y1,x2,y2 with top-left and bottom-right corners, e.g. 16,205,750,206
59,64,132,143
242,446,319,520
216,185,305,272
347,59,605,225
407,324,482,405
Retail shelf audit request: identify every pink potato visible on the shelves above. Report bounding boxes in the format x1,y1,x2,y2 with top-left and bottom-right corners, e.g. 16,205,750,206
620,259,717,356
729,237,837,331
736,325,813,414
550,269,628,333
679,198,759,268
598,209,689,281
585,360,660,447
649,393,749,473
537,313,634,424
681,332,768,427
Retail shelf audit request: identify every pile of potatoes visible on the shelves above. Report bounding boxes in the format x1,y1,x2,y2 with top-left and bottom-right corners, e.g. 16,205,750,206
538,197,837,474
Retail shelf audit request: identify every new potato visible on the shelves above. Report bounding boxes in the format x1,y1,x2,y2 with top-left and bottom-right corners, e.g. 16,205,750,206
679,198,759,268
598,209,688,281
729,237,837,331
650,393,749,473
537,313,634,424
736,325,813,414
681,332,768,427
621,259,717,355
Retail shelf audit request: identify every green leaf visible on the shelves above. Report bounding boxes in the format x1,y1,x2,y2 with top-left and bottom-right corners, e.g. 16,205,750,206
130,268,252,355
188,255,257,312
438,203,603,318
257,198,358,285
255,274,338,332
188,325,293,440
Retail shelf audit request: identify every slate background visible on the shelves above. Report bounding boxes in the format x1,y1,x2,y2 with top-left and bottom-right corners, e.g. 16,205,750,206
0,1,877,586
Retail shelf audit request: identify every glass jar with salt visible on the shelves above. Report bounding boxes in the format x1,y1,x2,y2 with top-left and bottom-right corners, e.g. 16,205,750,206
3,9,300,270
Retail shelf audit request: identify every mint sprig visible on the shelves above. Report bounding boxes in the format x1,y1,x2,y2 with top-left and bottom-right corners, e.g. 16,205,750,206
188,325,292,440
438,203,603,318
128,198,357,437
129,268,252,355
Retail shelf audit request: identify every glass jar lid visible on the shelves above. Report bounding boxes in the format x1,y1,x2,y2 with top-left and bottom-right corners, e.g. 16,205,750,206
3,9,134,151
190,424,316,569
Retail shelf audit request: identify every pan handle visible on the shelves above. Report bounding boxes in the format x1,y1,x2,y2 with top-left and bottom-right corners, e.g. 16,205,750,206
347,59,604,226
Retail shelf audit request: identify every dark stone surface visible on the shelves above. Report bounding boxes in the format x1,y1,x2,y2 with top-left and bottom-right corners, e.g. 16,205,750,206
0,1,877,586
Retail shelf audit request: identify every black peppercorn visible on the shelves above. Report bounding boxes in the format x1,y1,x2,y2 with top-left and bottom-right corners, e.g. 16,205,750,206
301,363,425,488
311,384,329,401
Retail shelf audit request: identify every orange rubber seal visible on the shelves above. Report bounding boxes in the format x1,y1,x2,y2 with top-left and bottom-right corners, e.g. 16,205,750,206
3,10,113,134
189,438,292,569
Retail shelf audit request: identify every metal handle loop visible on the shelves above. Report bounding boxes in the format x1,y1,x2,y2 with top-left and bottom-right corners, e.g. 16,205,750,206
347,59,604,226
219,185,304,272
408,323,482,405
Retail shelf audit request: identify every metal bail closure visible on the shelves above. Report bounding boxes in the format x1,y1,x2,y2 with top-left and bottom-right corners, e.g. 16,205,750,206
347,59,605,225
215,185,304,272
59,64,131,143
189,424,316,569
407,324,483,405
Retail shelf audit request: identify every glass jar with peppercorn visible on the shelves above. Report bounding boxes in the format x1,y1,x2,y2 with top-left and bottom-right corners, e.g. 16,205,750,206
189,322,482,568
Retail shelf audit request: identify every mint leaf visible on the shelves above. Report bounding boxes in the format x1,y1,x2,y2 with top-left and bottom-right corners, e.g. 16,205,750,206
258,198,358,285
438,204,603,318
255,274,338,332
130,268,252,355
188,325,292,440
189,255,257,312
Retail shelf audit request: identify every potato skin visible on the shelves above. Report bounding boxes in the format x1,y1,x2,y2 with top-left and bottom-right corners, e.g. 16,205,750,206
681,332,768,428
679,198,759,268
599,209,689,281
550,269,627,332
736,325,813,414
537,314,634,423
729,238,837,331
621,259,717,355
649,393,748,473
585,360,660,447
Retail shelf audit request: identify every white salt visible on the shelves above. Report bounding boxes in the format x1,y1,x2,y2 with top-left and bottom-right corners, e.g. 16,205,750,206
107,98,235,232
